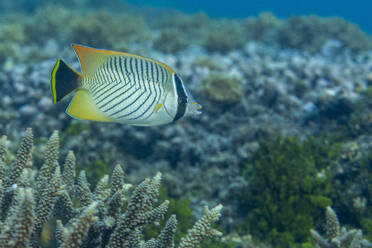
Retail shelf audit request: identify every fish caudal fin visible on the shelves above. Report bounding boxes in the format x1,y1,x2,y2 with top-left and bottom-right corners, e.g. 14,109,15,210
51,59,82,103
66,90,112,122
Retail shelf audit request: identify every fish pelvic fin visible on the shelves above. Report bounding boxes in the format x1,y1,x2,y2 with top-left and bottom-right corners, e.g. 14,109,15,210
51,59,82,103
66,90,112,122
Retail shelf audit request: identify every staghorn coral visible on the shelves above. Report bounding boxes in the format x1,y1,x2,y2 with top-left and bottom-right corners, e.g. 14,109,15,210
311,206,371,248
0,128,223,247
0,187,35,248
179,205,223,248
4,128,33,189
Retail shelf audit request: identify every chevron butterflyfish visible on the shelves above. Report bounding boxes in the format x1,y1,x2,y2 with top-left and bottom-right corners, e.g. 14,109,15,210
50,44,201,126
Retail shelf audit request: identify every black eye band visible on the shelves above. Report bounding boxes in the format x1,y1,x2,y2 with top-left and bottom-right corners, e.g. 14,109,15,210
173,74,187,122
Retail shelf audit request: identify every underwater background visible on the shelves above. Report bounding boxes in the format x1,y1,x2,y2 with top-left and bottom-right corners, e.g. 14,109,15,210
127,0,372,33
0,0,371,247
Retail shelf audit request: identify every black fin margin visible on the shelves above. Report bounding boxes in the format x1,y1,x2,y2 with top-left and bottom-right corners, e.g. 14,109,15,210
51,59,81,103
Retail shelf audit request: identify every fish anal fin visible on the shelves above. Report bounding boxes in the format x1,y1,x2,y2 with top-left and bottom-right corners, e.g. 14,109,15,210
66,90,112,122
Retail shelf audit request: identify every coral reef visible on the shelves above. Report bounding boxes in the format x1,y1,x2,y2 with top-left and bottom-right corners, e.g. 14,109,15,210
144,186,194,245
276,16,372,53
330,138,372,242
153,29,189,53
200,73,243,107
1,3,371,67
0,35,371,248
244,12,281,43
1,37,371,247
0,2,372,248
0,129,223,247
70,11,150,49
311,206,371,248
150,11,210,48
203,20,246,53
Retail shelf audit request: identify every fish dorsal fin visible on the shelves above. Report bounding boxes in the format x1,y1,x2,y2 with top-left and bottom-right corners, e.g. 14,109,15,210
72,43,176,76
72,44,113,77
66,90,112,122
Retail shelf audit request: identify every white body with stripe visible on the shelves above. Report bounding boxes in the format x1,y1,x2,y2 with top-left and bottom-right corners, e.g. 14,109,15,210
52,44,201,126
81,55,178,126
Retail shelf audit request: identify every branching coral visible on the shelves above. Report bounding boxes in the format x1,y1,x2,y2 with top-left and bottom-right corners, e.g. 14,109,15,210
179,205,223,248
311,206,371,248
0,128,223,248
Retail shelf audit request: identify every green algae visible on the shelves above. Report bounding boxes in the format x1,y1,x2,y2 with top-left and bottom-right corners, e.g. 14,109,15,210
362,218,372,241
241,136,340,247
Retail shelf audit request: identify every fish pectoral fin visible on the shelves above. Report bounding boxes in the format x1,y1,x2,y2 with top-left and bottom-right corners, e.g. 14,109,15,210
154,103,163,113
66,90,112,122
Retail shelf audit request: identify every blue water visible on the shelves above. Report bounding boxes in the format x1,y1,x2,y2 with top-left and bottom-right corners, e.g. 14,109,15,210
126,0,372,34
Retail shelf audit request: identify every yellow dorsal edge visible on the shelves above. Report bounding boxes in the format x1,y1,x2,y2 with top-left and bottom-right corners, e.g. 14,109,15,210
72,44,176,77
66,90,112,122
